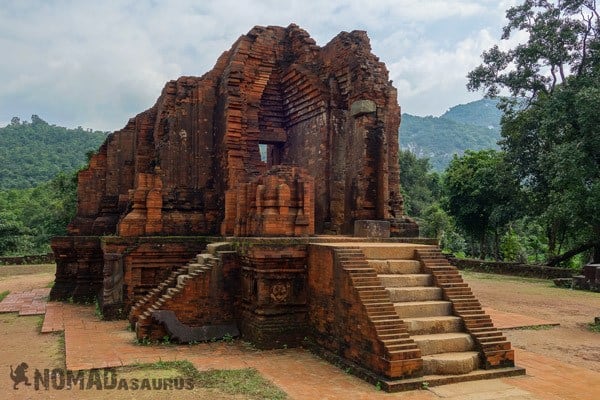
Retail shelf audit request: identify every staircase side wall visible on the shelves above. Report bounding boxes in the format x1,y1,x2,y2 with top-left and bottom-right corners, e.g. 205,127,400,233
416,248,516,370
307,245,422,379
154,251,240,326
99,236,211,318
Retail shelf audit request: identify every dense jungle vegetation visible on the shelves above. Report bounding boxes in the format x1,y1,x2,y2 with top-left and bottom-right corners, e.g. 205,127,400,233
404,0,600,267
0,116,106,255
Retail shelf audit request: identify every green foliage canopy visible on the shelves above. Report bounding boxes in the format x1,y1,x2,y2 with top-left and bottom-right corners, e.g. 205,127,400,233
444,150,522,259
0,115,106,189
0,172,77,255
399,150,441,217
468,0,600,263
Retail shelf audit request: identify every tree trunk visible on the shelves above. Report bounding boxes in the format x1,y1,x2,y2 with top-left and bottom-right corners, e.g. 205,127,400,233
593,226,600,263
479,231,486,260
494,228,500,260
547,240,600,267
547,223,558,261
593,244,600,264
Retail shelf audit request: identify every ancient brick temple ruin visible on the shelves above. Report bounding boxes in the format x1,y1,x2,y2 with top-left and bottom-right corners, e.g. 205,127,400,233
50,25,524,391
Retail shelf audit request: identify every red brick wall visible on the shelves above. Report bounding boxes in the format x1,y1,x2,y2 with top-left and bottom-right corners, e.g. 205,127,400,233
237,241,309,348
153,251,240,326
307,245,422,379
50,236,103,302
101,237,211,311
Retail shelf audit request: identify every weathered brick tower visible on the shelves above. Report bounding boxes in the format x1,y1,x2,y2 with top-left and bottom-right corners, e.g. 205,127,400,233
50,25,523,391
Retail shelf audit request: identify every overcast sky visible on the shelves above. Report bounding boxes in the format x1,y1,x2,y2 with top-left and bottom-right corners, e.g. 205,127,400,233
0,0,519,131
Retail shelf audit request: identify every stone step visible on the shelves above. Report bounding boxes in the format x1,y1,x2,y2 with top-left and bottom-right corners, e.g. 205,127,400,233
387,287,442,302
177,274,190,286
206,242,232,255
367,260,422,274
386,343,419,352
378,273,433,287
354,285,385,292
351,278,383,286
379,331,410,339
371,315,401,322
373,319,402,327
357,244,427,260
404,316,463,335
348,271,378,278
456,310,485,317
366,307,396,315
481,341,512,352
477,335,507,343
422,351,480,375
420,257,448,264
412,332,474,356
375,328,405,335
393,301,452,318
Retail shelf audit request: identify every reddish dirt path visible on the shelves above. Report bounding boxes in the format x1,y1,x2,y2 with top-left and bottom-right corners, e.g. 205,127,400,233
463,271,600,372
0,264,55,293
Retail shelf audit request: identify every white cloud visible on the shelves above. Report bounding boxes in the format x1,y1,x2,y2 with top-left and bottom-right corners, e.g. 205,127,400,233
0,0,513,130
391,29,499,115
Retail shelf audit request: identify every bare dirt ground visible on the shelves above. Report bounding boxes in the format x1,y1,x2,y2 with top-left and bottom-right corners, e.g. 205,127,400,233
0,263,56,293
463,270,600,372
1,264,599,399
0,265,257,399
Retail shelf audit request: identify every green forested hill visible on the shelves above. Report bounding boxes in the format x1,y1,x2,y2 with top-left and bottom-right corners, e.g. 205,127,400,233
400,99,502,171
0,116,108,189
440,98,503,129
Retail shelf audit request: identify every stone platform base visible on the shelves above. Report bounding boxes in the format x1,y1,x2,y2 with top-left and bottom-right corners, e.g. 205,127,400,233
382,367,527,392
308,342,526,392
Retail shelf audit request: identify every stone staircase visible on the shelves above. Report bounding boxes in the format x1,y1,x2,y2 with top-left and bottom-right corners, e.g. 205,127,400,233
128,264,190,327
415,247,515,370
334,247,423,378
351,243,521,384
363,244,479,376
129,248,220,341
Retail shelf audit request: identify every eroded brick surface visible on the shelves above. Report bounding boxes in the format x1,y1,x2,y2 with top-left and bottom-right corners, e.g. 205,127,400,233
51,23,418,307
58,24,415,242
47,24,437,389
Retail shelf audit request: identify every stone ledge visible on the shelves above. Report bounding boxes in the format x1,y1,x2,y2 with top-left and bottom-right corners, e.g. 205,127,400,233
354,220,390,238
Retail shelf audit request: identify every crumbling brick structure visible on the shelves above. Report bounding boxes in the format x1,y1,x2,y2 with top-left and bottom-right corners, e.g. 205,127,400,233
51,24,417,303
51,25,522,391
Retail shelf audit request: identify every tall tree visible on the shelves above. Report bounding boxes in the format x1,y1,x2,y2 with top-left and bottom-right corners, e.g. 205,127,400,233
399,150,441,217
444,150,521,259
468,0,600,264
468,0,599,101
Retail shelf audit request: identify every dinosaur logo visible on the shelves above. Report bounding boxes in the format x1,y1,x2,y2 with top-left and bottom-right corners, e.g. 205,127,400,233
10,362,32,390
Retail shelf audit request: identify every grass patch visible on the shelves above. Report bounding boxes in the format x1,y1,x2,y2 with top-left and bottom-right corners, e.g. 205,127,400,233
514,324,556,331
194,367,287,399
36,315,44,331
0,290,9,302
46,280,55,288
44,331,67,369
127,360,287,399
0,263,55,278
460,270,552,285
588,322,600,333
94,299,103,320
56,331,65,353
